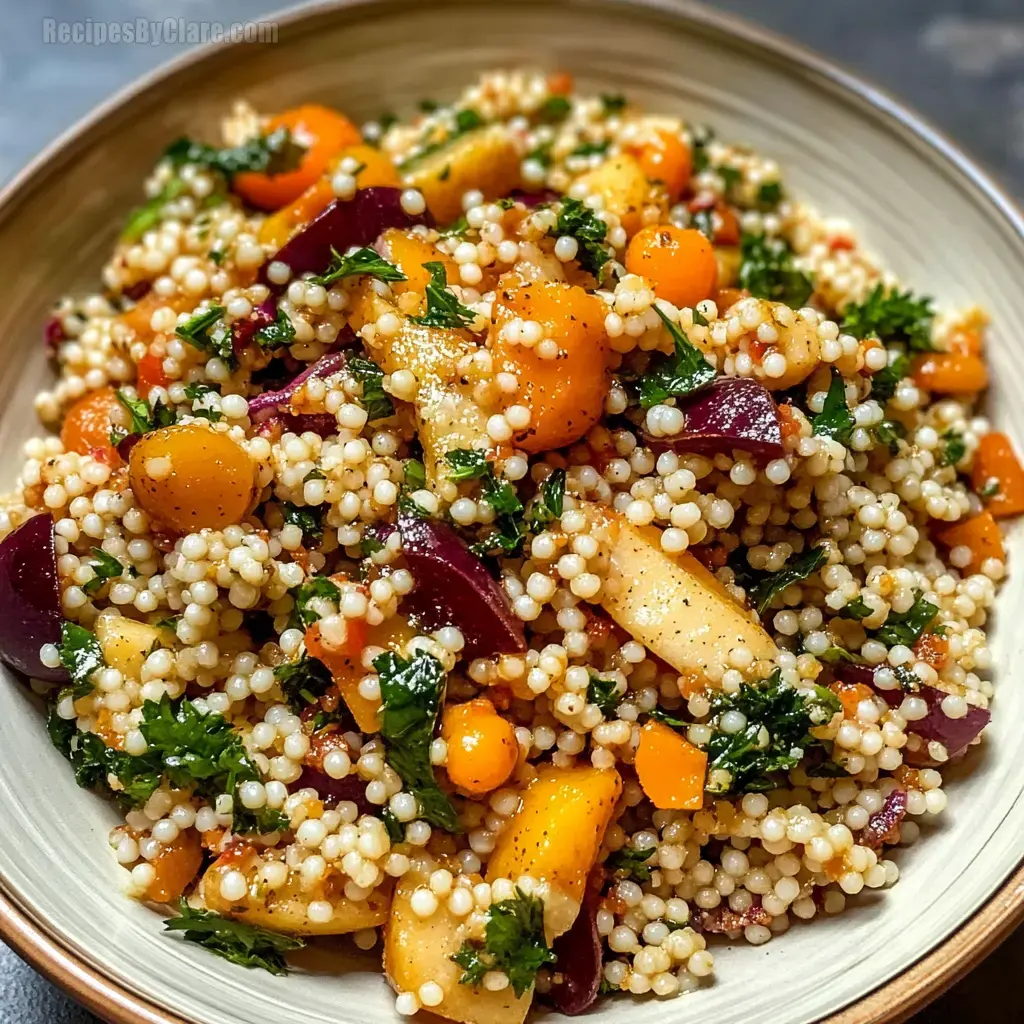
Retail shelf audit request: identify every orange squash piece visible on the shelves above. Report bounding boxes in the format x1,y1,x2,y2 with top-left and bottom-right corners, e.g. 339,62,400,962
634,720,706,810
911,352,988,394
972,431,1024,517
441,698,518,795
937,511,1005,574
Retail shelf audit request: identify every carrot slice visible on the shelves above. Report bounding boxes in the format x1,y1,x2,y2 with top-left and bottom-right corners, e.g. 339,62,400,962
234,104,361,211
936,511,1005,574
973,431,1024,518
635,720,706,810
911,352,988,394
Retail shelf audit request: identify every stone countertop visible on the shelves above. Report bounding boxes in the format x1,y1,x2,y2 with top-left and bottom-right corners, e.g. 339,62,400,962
1,0,1021,1021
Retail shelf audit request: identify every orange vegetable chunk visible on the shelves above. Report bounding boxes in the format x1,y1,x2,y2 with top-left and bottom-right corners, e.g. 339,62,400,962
624,224,717,309
61,387,121,456
937,511,1005,574
911,352,988,394
973,431,1024,517
632,129,692,201
442,698,519,795
634,720,707,810
144,829,203,904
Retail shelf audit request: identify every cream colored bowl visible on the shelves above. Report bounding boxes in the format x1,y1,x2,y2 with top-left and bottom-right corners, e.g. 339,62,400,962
1,2,1023,1023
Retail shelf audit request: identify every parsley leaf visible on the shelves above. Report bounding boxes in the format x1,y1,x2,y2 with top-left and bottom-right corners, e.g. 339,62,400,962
570,140,611,159
116,389,176,436
165,128,305,181
452,887,556,997
82,547,125,596
756,181,784,209
869,352,910,403
875,419,906,455
175,305,234,366
404,458,427,492
587,673,622,716
839,597,872,620
164,900,304,974
347,356,394,421
122,178,187,242
601,94,628,116
409,262,477,329
738,233,814,308
811,368,854,445
445,448,490,482
57,622,104,693
253,309,296,350
840,283,935,352
638,307,717,408
606,845,656,883
705,671,841,794
275,653,334,713
443,449,526,553
312,246,407,288
937,429,966,468
281,501,324,542
62,729,161,804
375,651,460,832
549,198,611,278
289,576,341,629
871,591,938,649
231,806,291,836
536,95,572,123
732,544,828,616
527,468,566,530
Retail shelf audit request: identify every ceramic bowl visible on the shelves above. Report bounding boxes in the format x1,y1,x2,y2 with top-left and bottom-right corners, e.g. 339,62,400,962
1,2,1023,1023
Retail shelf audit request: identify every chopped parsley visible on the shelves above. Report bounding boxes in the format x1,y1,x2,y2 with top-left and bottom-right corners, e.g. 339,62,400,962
811,367,854,445
165,127,305,181
281,501,324,542
175,305,235,366
380,808,405,844
274,654,334,713
289,576,341,629
398,108,486,172
840,283,935,352
115,389,176,436
605,844,656,883
548,198,611,279
404,458,427,492
738,232,814,308
689,124,714,175
360,535,385,557
570,139,611,159
600,94,628,116
536,95,572,123
839,597,872,621
60,729,161,804
375,651,460,832
164,900,304,975
444,449,526,553
871,591,938,649
875,419,906,455
524,141,553,169
348,356,394,421
231,806,291,836
451,887,556,997
869,352,910,403
82,547,126,596
731,544,829,616
409,262,477,329
638,306,717,408
445,448,490,482
57,622,104,694
253,309,296,350
527,468,566,531
587,673,622,716
122,178,187,242
311,246,407,288
937,429,966,468
183,382,223,422
756,181,784,210
705,670,841,794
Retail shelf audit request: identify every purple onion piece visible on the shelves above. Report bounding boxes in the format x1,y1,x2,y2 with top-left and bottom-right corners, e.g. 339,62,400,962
397,511,526,660
860,787,907,849
232,296,277,356
508,188,562,208
44,317,65,356
549,867,605,1015
116,433,142,462
294,767,373,815
644,376,783,463
247,349,350,423
258,187,433,292
0,514,67,683
836,665,991,756
122,280,152,302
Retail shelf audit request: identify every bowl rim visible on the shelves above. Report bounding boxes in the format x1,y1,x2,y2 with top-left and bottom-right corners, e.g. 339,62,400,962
2,1,1023,1022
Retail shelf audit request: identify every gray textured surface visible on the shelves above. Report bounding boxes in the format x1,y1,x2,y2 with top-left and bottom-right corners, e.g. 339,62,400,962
0,0,1021,1020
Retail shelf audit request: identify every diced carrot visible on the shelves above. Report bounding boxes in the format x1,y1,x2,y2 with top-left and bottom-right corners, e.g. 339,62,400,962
911,352,988,394
936,511,1005,574
913,632,949,671
61,387,121,456
547,71,574,95
715,202,741,246
714,286,750,312
631,129,692,202
234,104,362,211
118,292,193,340
442,698,518,795
829,681,874,719
778,403,802,445
258,143,400,249
145,830,203,903
634,720,707,810
972,432,1024,517
135,350,169,398
950,327,983,356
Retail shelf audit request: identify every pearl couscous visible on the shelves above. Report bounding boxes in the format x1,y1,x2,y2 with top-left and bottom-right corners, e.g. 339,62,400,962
0,69,1018,1019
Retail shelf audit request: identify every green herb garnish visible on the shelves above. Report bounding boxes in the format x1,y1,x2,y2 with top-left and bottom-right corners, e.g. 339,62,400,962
601,94,628,116
587,673,621,717
115,389,176,436
605,845,656,883
253,309,296,350
937,429,966,468
738,232,814,308
869,352,910,403
872,591,938,649
732,544,829,616
536,96,572,123
549,198,611,278
375,651,460,832
281,501,324,542
840,283,935,352
289,576,341,629
175,305,234,366
527,468,566,530
312,246,407,288
57,622,104,693
122,178,187,241
165,127,305,181
638,307,717,408
274,654,334,713
451,887,556,997
811,367,854,445
347,356,394,421
82,548,125,596
164,900,304,975
409,262,477,330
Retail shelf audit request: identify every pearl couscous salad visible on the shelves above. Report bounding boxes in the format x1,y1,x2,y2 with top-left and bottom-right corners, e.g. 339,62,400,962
0,69,1019,1019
